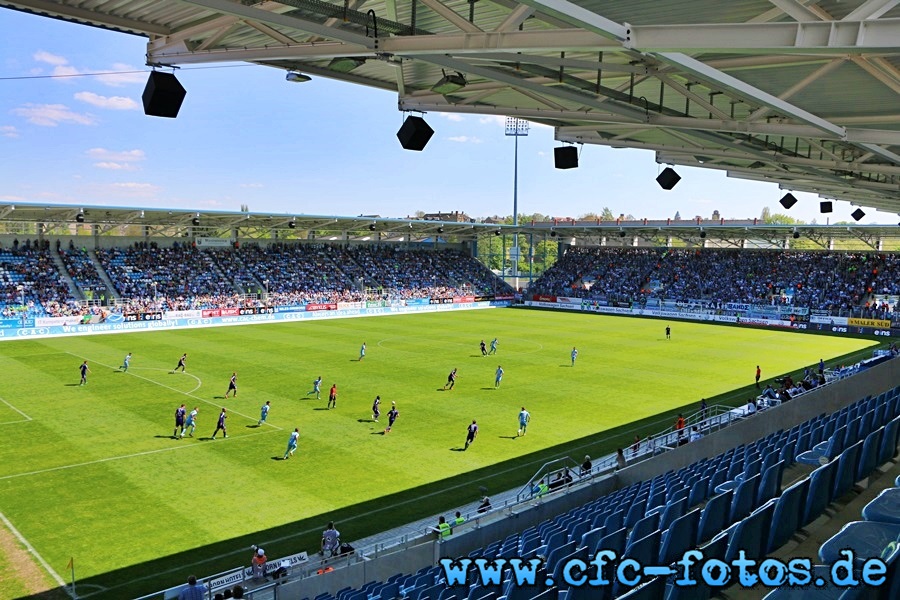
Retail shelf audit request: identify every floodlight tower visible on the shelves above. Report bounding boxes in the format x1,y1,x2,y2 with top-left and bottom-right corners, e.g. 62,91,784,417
505,117,529,290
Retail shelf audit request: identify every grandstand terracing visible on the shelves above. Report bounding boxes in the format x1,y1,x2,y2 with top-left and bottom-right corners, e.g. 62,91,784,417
0,241,514,317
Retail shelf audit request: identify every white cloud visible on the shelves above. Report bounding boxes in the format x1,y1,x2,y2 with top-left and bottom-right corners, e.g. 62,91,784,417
33,52,144,86
75,91,139,110
52,65,81,79
86,148,146,162
111,182,157,191
447,136,482,144
479,115,507,127
11,103,97,126
95,64,146,87
0,195,26,201
438,113,465,122
94,162,137,171
33,50,68,66
1,125,19,138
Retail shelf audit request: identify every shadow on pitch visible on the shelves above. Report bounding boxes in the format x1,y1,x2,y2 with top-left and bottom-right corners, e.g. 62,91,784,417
559,364,572,367
370,431,385,436
498,435,518,440
65,383,82,387
271,456,285,461
470,354,484,358
481,387,495,390
313,407,330,411
247,424,261,428
450,447,466,452
357,418,376,423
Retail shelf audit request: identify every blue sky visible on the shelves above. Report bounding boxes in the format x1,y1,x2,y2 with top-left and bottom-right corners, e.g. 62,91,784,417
0,8,891,224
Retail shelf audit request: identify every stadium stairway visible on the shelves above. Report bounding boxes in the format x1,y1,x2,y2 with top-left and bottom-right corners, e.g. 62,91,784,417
49,247,85,300
87,249,121,301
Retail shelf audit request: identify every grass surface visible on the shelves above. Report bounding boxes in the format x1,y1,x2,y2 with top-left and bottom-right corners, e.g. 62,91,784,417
0,308,877,599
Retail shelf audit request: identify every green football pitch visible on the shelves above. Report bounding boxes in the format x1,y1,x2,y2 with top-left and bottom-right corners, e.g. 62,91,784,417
0,308,877,599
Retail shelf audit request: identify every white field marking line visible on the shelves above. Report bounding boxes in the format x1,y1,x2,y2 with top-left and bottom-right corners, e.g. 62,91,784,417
64,353,281,431
92,420,641,597
0,511,70,593
0,429,280,482
131,367,202,395
0,396,32,425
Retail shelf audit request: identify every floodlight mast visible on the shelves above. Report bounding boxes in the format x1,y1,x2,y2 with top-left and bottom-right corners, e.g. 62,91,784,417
505,117,529,291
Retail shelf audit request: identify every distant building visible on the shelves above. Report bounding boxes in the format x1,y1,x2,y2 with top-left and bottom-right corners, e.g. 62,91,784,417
674,211,681,220
420,211,473,222
712,210,721,220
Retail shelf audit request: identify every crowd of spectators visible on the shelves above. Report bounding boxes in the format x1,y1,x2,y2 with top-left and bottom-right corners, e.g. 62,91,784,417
5,240,898,319
0,241,75,318
529,247,900,317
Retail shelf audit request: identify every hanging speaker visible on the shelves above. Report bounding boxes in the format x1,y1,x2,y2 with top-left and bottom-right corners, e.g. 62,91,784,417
397,116,434,151
656,167,681,190
554,146,578,169
820,201,833,213
851,208,865,221
779,193,797,209
142,72,186,118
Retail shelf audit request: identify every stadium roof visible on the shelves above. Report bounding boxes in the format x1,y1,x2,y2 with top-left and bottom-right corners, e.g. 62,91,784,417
3,1,900,213
3,202,900,248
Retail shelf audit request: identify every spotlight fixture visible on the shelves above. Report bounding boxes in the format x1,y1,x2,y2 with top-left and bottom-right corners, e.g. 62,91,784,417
368,223,376,231
397,115,434,151
550,230,557,237
780,193,797,210
494,229,501,236
287,220,296,229
820,201,833,214
285,72,312,83
851,208,865,221
431,71,467,95
75,210,85,223
792,230,800,239
656,167,681,190
192,217,200,227
699,230,707,239
437,226,444,234
328,57,366,73
619,230,626,238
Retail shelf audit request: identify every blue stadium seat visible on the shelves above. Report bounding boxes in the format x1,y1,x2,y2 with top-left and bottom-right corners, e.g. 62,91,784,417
767,478,809,553
597,527,627,558
797,430,846,466
659,497,688,531
877,416,900,466
862,488,900,525
624,498,647,529
697,490,732,544
757,460,784,506
688,478,708,507
819,521,900,567
856,428,884,481
603,510,625,534
617,530,661,596
725,499,774,563
628,512,659,547
832,441,863,501
659,508,700,565
730,473,760,522
379,582,401,600
579,527,605,552
802,461,837,527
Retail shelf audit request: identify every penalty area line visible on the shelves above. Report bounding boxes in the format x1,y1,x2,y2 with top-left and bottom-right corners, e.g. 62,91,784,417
0,429,280,482
64,353,281,431
0,396,32,424
0,511,69,593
